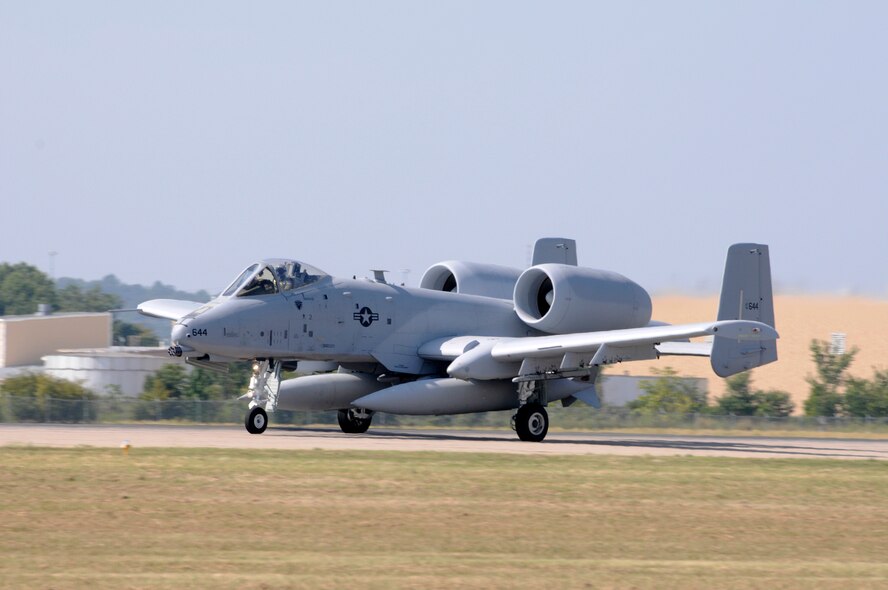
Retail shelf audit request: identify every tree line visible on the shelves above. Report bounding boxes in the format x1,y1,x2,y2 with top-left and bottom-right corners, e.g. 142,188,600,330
5,337,885,421
628,339,888,418
0,262,157,345
0,262,119,315
626,367,795,417
803,340,888,417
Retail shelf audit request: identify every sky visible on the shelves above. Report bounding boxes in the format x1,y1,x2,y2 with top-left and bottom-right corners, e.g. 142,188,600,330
1,1,886,296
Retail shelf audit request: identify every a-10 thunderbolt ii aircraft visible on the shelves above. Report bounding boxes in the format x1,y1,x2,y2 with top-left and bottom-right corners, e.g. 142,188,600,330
138,239,778,442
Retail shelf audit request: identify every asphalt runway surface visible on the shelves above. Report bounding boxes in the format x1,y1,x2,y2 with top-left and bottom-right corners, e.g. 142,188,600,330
2,423,887,459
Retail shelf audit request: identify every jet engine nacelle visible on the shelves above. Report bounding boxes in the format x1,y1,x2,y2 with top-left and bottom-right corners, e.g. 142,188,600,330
419,261,522,299
513,264,653,334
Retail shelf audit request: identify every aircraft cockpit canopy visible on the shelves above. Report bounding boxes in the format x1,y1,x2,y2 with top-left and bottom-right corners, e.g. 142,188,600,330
221,260,327,298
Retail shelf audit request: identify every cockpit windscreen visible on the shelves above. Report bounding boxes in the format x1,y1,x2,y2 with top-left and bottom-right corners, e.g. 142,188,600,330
224,260,327,298
238,266,279,297
221,264,259,297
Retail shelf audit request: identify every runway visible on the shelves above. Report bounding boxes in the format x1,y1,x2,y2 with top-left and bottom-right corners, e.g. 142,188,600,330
1,423,887,459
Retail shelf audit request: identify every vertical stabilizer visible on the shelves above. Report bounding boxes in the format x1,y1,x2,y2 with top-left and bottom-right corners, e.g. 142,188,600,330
711,244,777,377
532,238,578,266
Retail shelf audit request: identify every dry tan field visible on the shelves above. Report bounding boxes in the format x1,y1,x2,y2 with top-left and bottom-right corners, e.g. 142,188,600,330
2,446,887,589
615,295,888,409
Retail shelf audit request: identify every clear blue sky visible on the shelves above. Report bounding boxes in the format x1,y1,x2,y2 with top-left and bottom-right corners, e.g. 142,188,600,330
2,2,886,296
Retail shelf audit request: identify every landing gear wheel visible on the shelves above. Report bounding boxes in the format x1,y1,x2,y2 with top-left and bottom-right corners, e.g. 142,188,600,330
337,408,373,434
245,407,268,434
514,403,548,442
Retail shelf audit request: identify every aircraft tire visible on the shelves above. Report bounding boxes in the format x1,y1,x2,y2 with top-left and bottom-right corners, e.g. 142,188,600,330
515,403,548,442
337,409,372,434
245,407,268,435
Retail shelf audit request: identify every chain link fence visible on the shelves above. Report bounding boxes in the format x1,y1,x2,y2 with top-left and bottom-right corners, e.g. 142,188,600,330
3,393,888,433
0,393,338,426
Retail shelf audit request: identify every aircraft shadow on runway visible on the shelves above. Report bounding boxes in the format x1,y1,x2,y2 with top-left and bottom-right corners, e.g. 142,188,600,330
273,426,886,459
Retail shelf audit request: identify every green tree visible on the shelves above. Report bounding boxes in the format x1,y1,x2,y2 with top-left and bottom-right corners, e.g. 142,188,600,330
754,389,795,418
0,373,95,422
113,320,159,346
844,370,888,417
628,367,708,415
56,284,122,312
804,339,859,416
0,263,56,315
140,363,251,401
716,373,757,415
141,364,189,400
136,364,192,421
716,372,794,417
185,363,252,400
804,382,844,417
187,368,225,400
808,339,858,391
0,262,127,317
136,362,252,421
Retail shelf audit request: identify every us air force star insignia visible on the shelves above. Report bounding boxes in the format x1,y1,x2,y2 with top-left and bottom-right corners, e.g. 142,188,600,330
353,306,379,327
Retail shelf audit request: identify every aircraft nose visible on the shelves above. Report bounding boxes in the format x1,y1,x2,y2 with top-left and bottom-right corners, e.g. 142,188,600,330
171,322,189,344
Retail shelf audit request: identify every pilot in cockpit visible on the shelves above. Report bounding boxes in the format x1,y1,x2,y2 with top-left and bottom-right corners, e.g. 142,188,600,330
238,266,278,297
276,265,293,291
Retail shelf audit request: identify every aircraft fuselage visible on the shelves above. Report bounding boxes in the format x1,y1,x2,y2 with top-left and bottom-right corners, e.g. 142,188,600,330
173,277,533,373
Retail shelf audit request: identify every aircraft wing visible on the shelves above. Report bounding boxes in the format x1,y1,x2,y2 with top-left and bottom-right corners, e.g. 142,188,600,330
490,320,773,360
137,299,205,321
418,320,777,381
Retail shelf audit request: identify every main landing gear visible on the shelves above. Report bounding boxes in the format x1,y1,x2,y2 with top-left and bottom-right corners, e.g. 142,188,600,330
513,403,549,442
337,408,374,434
512,380,550,442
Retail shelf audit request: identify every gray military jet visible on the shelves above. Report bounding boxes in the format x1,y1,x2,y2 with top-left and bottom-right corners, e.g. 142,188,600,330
138,239,778,442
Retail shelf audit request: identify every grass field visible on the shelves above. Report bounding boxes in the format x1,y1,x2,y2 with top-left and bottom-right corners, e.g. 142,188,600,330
2,448,887,589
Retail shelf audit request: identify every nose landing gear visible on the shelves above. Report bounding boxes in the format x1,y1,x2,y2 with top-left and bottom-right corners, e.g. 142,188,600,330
245,406,268,434
241,360,281,435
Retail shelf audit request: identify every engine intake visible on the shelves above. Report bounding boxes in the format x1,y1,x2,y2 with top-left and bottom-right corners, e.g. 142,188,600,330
514,264,652,334
420,261,522,299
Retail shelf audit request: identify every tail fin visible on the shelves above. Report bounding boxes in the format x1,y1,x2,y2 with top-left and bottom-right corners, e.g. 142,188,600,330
532,238,578,266
711,244,778,377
